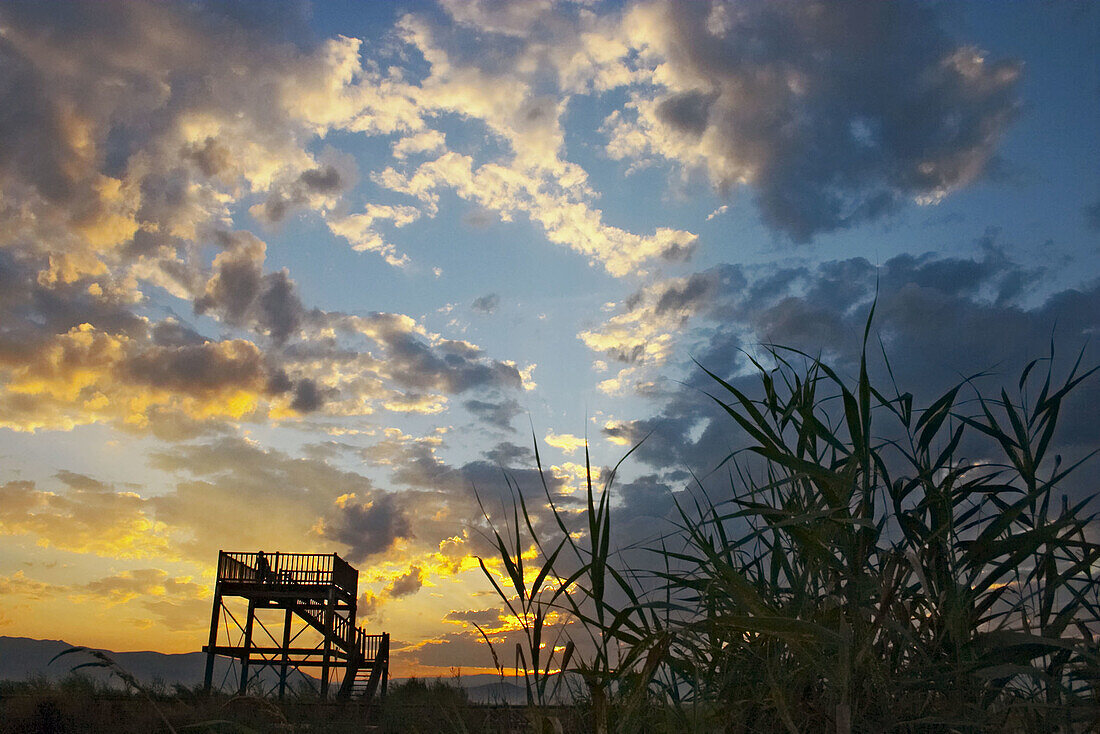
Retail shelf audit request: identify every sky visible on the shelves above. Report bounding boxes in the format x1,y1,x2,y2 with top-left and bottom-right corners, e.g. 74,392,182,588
0,0,1098,678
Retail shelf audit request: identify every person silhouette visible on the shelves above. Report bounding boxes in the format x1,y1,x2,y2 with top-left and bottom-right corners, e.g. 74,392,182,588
256,550,270,583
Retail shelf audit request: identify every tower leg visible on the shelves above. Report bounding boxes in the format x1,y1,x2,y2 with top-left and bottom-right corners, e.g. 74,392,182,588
203,586,222,694
380,633,389,699
239,599,255,695
279,607,292,700
320,588,335,698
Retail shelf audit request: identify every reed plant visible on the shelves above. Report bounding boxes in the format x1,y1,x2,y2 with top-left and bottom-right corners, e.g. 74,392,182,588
478,324,1099,733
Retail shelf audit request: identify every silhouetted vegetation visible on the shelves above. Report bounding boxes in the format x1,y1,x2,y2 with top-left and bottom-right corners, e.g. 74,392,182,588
478,328,1100,733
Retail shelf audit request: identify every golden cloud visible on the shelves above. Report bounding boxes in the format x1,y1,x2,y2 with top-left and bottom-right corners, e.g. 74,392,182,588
0,324,274,432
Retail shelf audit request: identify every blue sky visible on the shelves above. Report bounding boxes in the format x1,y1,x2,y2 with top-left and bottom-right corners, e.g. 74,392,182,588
0,0,1097,675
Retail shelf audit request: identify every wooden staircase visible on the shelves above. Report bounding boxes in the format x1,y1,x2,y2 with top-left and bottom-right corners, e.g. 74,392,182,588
261,569,390,700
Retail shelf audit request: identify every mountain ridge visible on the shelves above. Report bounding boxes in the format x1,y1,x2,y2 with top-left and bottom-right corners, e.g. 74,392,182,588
0,636,538,703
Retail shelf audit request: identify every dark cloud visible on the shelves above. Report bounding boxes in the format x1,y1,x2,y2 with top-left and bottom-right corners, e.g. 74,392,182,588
407,630,501,670
471,293,500,314
254,162,352,224
257,270,304,344
193,235,305,345
0,251,147,348
611,474,680,549
653,267,738,317
290,378,324,413
353,431,575,562
443,608,505,627
181,137,233,177
634,0,1021,240
299,165,343,193
194,238,265,326
300,440,356,461
323,493,413,563
55,470,111,493
482,441,535,468
604,247,1100,495
656,90,718,137
384,566,423,598
0,19,94,207
151,320,205,347
140,406,233,442
361,319,523,394
265,368,295,395
124,340,268,395
464,397,522,429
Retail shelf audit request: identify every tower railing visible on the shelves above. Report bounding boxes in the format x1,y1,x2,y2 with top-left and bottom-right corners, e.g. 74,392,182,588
217,551,358,597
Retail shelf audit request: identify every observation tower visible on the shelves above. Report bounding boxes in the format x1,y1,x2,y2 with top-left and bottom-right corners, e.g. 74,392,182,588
202,550,388,700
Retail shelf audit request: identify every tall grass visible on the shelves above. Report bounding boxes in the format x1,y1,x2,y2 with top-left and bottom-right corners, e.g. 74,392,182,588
478,330,1099,733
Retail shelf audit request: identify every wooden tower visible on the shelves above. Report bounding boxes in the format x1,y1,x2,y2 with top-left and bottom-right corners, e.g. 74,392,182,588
202,551,388,700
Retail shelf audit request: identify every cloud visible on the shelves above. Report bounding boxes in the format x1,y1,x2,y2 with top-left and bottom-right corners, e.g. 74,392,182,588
471,293,500,314
545,432,586,455
0,570,64,600
384,566,424,598
579,266,744,366
0,2,421,432
376,152,698,277
75,568,209,632
349,9,700,278
0,477,171,559
443,607,505,628
464,397,523,430
0,0,381,268
603,0,1021,240
78,568,204,606
350,429,576,563
322,493,413,563
290,378,325,413
250,153,356,225
591,244,1100,489
0,435,425,567
327,204,421,267
482,441,535,467
148,437,387,560
0,316,299,432
124,340,268,396
193,232,305,345
393,129,447,160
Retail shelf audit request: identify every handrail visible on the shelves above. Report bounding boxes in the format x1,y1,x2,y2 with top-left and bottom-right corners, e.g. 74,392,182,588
357,630,387,662
216,551,358,596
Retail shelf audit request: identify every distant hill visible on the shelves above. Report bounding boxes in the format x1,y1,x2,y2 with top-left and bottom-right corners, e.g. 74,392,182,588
463,679,528,705
0,636,307,692
0,636,573,703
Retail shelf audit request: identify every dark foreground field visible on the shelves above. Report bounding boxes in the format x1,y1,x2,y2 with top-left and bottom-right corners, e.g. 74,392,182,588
0,677,582,734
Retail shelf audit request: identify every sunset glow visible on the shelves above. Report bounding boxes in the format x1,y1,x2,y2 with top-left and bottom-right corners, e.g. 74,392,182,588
1,1,1098,681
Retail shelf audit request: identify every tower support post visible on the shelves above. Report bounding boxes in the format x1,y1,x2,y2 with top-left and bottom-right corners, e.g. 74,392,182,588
239,599,256,695
278,607,292,699
203,576,223,694
320,586,335,698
